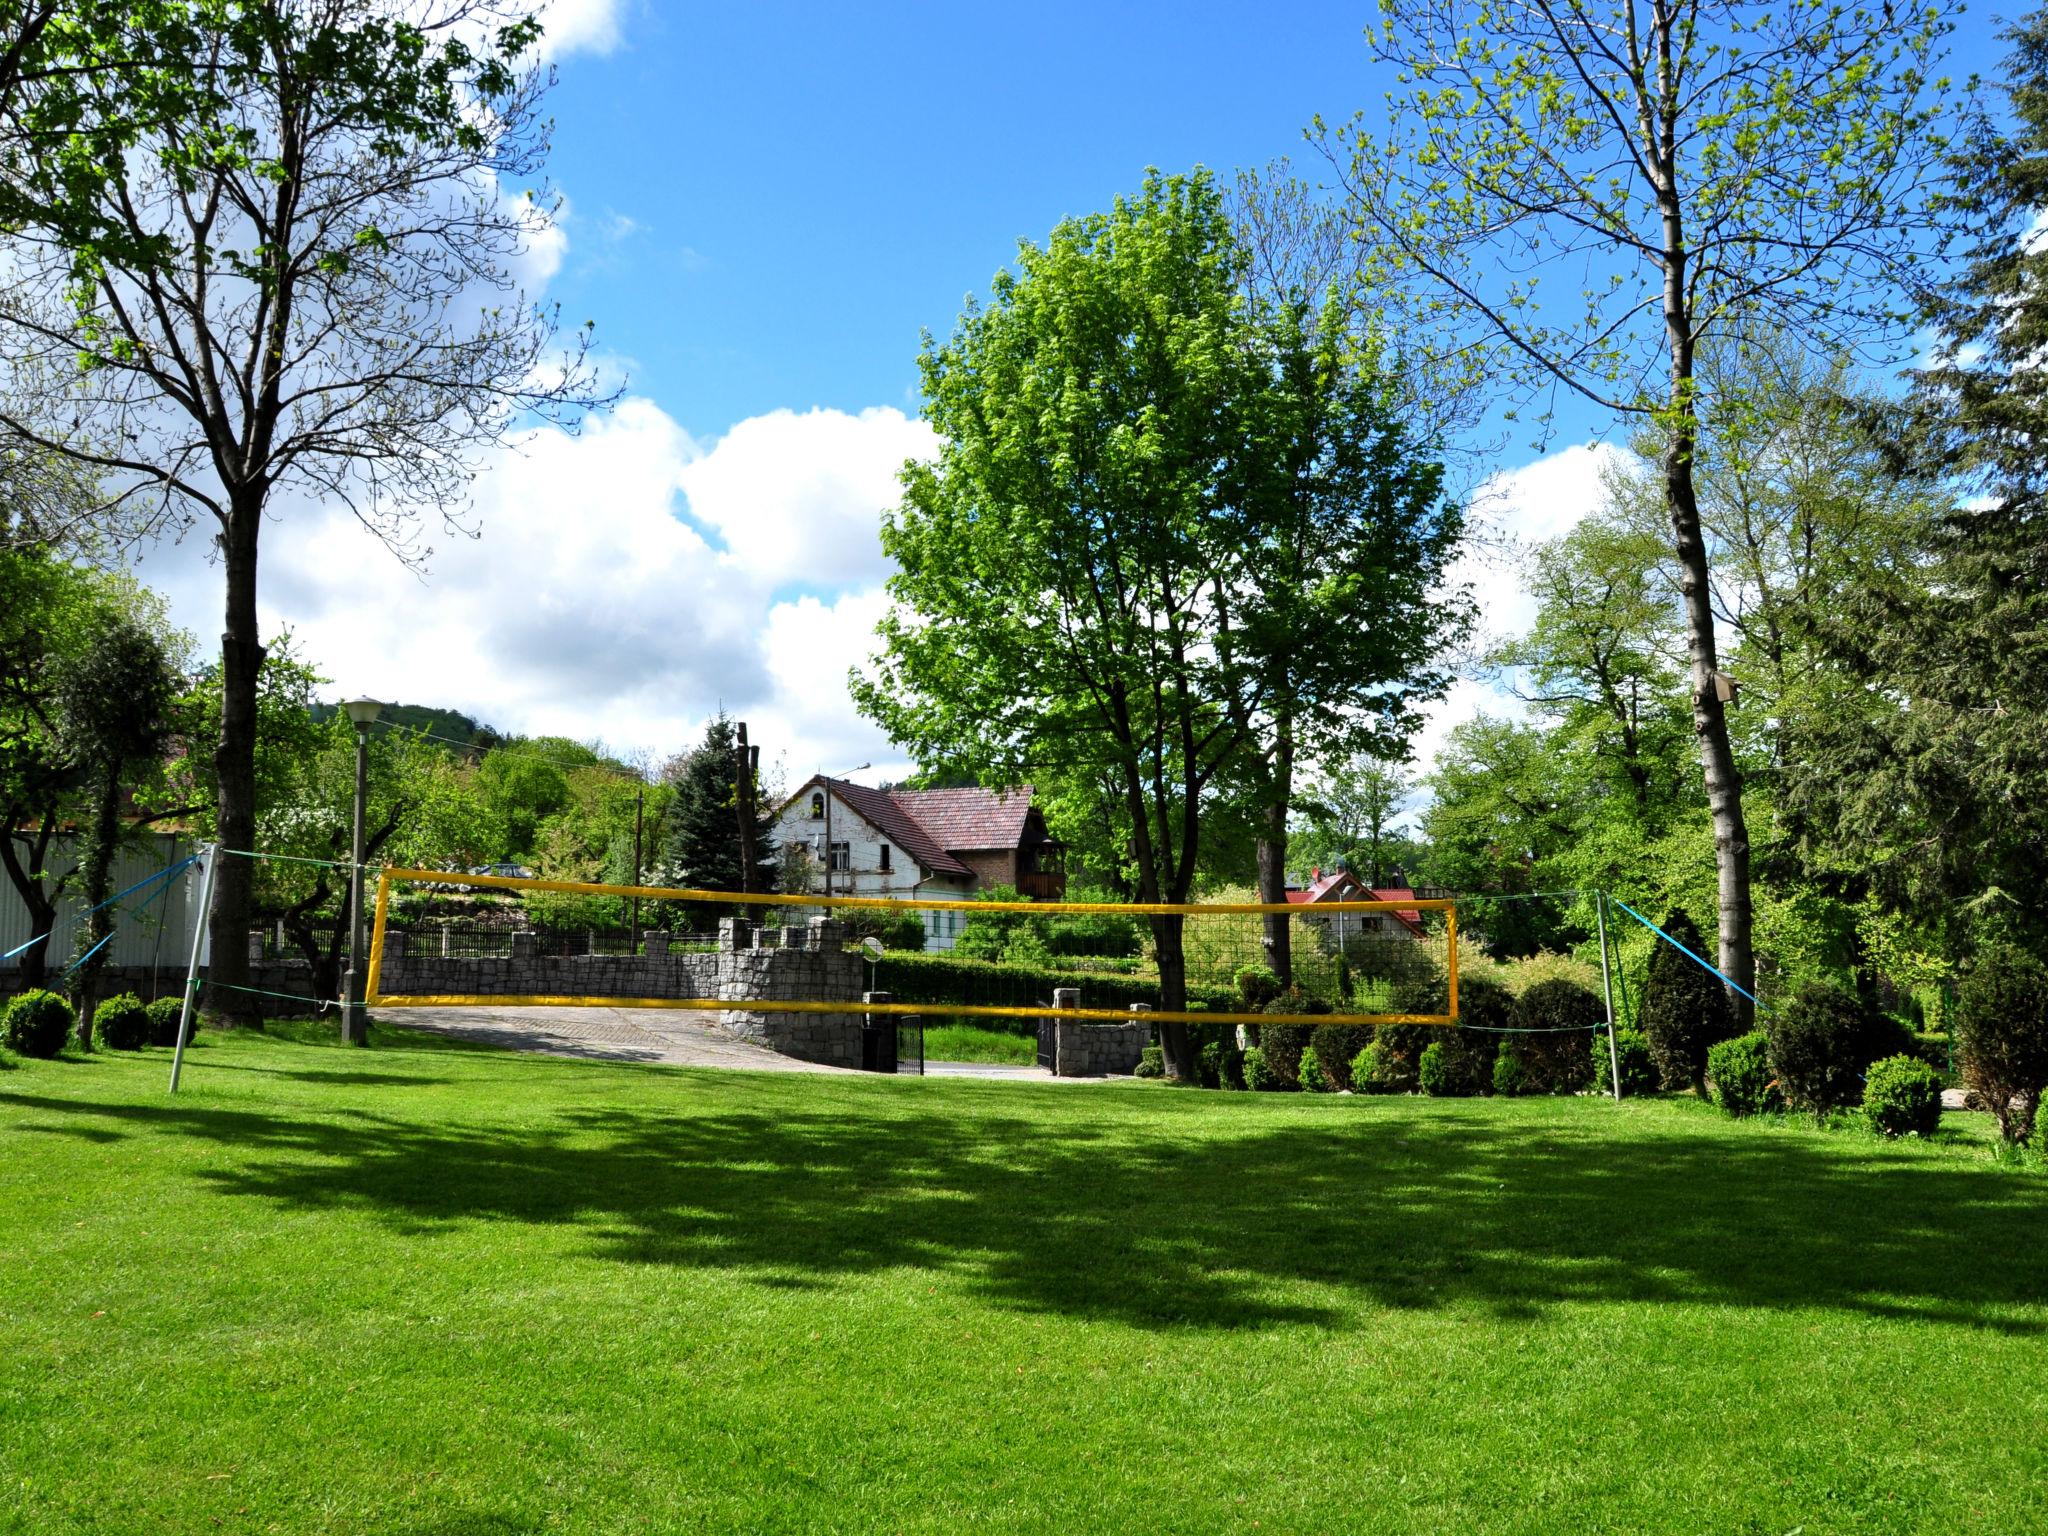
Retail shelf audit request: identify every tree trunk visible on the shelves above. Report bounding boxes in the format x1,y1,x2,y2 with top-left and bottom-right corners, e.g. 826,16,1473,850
1150,910,1195,1078
205,506,265,1025
1257,717,1295,986
0,834,57,990
1664,418,1755,1028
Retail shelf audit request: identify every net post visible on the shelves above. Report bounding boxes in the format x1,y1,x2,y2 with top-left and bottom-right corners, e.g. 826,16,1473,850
1596,892,1622,1102
364,866,393,1007
1446,902,1460,1020
168,844,218,1095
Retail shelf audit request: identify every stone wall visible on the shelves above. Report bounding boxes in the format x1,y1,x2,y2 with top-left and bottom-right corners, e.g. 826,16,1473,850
1050,1007,1151,1077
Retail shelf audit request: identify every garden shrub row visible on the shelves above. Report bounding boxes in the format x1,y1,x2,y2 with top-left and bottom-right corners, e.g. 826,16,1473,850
1,989,194,1059
872,951,1235,1018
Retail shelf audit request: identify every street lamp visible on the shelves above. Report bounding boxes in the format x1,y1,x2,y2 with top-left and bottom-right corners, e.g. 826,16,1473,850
821,761,870,900
340,697,383,1045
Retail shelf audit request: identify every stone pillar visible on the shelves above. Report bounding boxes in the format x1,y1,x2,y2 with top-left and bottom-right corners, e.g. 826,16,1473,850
386,929,407,958
247,930,265,962
809,917,846,952
511,931,537,959
718,916,752,953
1049,986,1080,1077
644,931,670,958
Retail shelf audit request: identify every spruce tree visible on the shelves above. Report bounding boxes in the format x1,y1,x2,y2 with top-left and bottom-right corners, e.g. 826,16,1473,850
658,714,778,903
1638,908,1735,1097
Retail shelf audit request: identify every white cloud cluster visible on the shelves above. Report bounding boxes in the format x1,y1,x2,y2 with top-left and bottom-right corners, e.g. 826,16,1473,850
535,0,625,60
134,399,937,787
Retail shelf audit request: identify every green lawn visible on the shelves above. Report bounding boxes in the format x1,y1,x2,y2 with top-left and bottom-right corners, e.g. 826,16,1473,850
921,1021,1037,1064
2,1026,2044,1534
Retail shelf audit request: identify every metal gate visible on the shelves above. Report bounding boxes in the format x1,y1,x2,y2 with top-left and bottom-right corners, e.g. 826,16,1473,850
1035,1013,1056,1071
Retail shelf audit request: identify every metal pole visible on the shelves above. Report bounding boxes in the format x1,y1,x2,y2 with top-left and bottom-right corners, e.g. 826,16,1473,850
344,723,369,1045
822,775,832,901
168,844,219,1093
1597,891,1622,1101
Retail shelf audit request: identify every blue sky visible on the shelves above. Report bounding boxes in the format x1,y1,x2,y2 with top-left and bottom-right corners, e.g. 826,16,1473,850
137,0,2016,794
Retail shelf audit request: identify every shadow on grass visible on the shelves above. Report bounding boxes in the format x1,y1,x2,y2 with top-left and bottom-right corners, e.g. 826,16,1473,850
4,1079,2045,1335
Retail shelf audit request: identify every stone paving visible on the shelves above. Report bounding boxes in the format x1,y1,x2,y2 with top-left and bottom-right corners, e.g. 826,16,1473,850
380,1003,1111,1082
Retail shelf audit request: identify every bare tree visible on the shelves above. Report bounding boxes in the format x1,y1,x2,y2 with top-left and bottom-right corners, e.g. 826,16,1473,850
0,1,608,1021
1322,0,1961,1023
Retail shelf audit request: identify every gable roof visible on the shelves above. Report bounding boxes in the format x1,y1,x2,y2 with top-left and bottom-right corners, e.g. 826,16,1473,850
1285,869,1426,935
885,786,1039,852
808,779,972,877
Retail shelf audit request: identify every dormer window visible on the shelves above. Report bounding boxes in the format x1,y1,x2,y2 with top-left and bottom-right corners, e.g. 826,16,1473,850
809,791,824,820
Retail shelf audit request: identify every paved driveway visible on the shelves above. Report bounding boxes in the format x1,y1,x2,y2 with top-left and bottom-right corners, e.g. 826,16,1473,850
378,1003,1091,1081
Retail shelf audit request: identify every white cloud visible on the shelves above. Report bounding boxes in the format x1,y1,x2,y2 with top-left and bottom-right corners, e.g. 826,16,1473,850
132,398,936,783
535,0,624,59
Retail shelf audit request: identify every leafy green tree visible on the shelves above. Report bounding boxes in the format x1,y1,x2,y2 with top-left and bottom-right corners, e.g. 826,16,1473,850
0,1,605,1023
657,713,777,900
856,170,1253,1079
52,604,181,1042
1288,755,1418,887
1790,9,2048,951
1329,0,1963,1023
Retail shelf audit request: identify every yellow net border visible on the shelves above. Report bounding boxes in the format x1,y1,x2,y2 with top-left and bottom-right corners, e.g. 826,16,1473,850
364,867,1460,1028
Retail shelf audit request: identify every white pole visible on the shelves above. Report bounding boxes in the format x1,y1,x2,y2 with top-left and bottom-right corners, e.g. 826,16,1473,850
168,843,219,1094
1596,891,1622,1102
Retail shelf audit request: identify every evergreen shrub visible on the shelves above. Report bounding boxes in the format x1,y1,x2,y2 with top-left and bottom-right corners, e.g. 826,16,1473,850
1235,964,1282,1010
1418,1041,1451,1096
1360,1021,1432,1093
94,993,150,1050
1767,981,1882,1116
1135,1045,1164,1079
1258,991,1329,1085
2,990,74,1058
1502,979,1601,1094
1244,1047,1293,1092
1953,943,2048,1144
1215,1043,1246,1091
1299,1051,1332,1093
146,995,190,1047
1638,908,1736,1095
1706,1031,1778,1117
1863,1054,1942,1139
1312,1022,1373,1091
1491,1050,1526,1097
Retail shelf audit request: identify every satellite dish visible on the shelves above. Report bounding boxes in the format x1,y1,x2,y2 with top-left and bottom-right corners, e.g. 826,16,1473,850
860,936,884,962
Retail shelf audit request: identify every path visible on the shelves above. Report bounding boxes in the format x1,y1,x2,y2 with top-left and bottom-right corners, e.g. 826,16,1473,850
379,1003,1101,1082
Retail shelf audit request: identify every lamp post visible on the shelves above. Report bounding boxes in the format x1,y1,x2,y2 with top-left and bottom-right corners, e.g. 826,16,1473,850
820,761,870,900
340,697,383,1045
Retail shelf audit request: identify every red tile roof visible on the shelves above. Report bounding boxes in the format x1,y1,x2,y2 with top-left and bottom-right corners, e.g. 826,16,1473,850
817,779,972,877
1285,870,1425,934
887,786,1038,851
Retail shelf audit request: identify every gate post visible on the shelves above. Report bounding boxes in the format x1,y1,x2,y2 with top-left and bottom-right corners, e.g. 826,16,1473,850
1045,986,1079,1076
862,990,897,1073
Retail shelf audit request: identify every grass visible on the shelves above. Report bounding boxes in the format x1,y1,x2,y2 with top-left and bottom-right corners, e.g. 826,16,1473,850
921,1021,1037,1064
2,1028,2045,1534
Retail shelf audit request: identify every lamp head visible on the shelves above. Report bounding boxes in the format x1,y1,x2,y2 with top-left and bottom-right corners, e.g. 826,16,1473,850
341,697,384,729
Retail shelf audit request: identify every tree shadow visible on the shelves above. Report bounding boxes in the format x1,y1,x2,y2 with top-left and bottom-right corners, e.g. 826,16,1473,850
4,1085,2043,1335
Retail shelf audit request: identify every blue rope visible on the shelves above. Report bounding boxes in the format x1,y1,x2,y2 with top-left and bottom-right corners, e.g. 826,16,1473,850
1607,896,1763,1008
1,852,199,962
59,856,193,978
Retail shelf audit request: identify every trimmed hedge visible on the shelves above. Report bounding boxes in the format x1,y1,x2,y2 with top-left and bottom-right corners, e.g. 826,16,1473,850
1706,1031,1778,1117
146,995,190,1047
1953,943,2048,1145
94,993,151,1051
1592,1026,1659,1098
1491,1050,1526,1097
1863,1054,1942,1139
2,989,74,1058
1135,1045,1164,1079
1499,979,1601,1094
1418,1041,1451,1096
1767,982,1884,1116
872,952,1234,1017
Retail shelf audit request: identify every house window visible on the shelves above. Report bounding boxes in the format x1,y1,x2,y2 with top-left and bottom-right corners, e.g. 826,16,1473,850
809,791,824,820
829,841,850,872
878,843,891,872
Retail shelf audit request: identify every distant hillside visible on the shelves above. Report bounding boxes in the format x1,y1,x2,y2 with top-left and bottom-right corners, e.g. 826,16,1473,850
308,701,503,751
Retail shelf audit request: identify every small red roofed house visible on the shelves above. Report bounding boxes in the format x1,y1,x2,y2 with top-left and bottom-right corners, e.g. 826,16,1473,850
1285,866,1427,944
771,779,1066,949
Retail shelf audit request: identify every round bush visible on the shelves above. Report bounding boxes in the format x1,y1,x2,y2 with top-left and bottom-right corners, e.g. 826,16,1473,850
1507,979,1602,1094
2,989,75,1059
1299,1051,1332,1093
1359,1020,1432,1093
1706,1031,1779,1117
1766,982,1883,1115
1134,1045,1164,1079
1312,1022,1373,1091
1243,1046,1294,1092
1953,943,2048,1145
1235,964,1282,1011
146,996,190,1048
1418,1041,1451,1096
1863,1054,1943,1139
1638,908,1736,1095
1491,1050,1526,1097
1258,991,1329,1085
93,993,150,1051
1592,1026,1659,1097
1433,978,1510,1096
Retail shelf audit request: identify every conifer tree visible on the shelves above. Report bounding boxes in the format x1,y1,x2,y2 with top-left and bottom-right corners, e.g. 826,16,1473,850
1639,909,1735,1097
658,714,777,901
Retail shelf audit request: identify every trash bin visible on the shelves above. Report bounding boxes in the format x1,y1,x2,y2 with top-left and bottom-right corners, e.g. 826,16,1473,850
862,1020,897,1074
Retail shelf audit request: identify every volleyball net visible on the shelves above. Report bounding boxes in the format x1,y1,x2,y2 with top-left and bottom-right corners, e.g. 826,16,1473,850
363,868,1459,1028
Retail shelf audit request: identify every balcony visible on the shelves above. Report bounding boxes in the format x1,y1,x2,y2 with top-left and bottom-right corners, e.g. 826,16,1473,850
1017,869,1066,901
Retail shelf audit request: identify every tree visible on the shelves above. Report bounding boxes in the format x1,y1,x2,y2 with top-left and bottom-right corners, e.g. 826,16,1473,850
855,170,1251,1080
1637,907,1735,1095
1291,755,1416,887
1329,0,1962,1023
52,607,184,1042
0,1,606,1022
1790,8,2048,951
657,713,777,900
